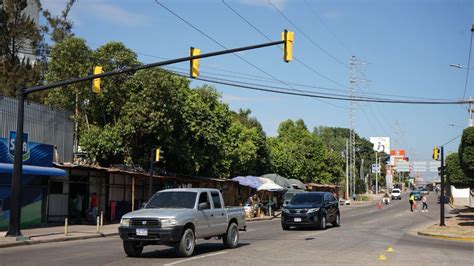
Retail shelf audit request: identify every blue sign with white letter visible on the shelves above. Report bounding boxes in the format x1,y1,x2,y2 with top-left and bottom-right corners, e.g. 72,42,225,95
8,131,30,162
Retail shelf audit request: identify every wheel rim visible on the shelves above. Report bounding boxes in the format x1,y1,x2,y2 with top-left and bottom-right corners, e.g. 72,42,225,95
336,214,340,225
231,227,238,244
184,231,194,251
322,217,326,229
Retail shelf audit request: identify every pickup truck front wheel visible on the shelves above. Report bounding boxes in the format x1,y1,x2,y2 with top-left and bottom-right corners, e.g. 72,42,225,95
123,241,143,257
223,223,239,249
175,228,196,257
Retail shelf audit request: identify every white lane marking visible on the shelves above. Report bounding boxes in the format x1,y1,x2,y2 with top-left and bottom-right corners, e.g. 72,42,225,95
164,251,227,266
363,220,376,224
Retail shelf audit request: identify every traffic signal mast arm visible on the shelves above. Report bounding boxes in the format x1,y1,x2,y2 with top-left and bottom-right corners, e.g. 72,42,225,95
23,32,292,95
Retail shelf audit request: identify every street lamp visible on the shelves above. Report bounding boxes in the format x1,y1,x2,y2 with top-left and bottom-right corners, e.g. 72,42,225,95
449,64,474,70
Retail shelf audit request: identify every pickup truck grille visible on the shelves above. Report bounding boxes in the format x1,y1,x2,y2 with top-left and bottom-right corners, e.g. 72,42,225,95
130,218,161,227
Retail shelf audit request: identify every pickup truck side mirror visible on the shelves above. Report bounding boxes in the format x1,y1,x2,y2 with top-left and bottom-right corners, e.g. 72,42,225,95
141,202,147,209
198,202,209,210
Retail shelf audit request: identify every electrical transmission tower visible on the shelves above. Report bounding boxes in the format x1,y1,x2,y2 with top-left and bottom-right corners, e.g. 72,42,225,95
349,56,369,198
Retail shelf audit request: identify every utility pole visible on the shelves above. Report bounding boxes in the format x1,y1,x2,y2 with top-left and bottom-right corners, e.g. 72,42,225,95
345,139,349,200
375,152,379,195
468,96,473,127
349,56,356,200
148,148,155,199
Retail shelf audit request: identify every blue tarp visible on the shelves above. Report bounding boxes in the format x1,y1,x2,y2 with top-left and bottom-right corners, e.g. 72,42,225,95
0,163,67,176
231,176,264,189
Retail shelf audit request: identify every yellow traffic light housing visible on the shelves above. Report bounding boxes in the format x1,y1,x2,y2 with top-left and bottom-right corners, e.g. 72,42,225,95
92,66,103,94
282,30,294,63
190,47,200,78
155,148,164,162
432,147,439,160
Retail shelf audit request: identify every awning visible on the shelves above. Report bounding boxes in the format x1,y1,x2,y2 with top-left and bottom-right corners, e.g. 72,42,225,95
0,163,67,176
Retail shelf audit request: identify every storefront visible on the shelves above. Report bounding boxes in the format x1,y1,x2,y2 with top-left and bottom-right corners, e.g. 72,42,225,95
0,134,66,230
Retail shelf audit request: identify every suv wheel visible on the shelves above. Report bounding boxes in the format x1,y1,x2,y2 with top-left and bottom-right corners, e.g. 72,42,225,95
175,228,196,257
332,213,340,227
318,215,326,230
123,241,143,257
223,223,239,249
281,223,290,230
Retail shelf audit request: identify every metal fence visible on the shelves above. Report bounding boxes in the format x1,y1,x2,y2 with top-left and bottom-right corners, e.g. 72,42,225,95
0,95,73,162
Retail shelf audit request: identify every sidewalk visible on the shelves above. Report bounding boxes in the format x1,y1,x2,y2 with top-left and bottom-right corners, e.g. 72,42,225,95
417,207,474,243
0,212,279,249
0,223,119,248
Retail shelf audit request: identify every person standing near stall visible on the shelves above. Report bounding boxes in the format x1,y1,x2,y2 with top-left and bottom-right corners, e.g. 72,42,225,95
409,192,415,212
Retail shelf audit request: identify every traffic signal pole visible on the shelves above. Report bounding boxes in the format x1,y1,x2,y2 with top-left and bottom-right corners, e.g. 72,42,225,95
439,146,445,226
6,35,291,237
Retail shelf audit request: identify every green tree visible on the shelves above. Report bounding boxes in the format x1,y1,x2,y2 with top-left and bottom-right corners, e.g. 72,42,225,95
35,0,76,44
0,0,42,98
268,119,343,184
458,127,474,187
445,152,470,189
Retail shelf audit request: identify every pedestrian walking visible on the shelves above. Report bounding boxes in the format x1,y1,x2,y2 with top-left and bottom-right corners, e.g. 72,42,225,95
409,192,415,212
421,195,428,212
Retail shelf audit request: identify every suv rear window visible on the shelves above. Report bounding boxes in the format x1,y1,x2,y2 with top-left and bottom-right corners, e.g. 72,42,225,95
290,193,323,205
393,189,400,193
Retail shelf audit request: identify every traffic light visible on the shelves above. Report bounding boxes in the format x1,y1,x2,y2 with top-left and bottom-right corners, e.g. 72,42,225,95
155,148,164,162
282,30,294,63
92,66,103,94
432,146,439,160
190,47,200,78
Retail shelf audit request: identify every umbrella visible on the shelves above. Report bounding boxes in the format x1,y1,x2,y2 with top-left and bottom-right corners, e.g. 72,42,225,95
257,182,284,191
287,178,305,190
231,176,264,189
262,173,290,188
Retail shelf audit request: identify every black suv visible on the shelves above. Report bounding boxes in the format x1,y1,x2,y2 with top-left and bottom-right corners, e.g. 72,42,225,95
281,192,340,230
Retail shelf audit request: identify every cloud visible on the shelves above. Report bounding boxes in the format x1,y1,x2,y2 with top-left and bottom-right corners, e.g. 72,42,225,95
239,0,287,10
40,0,66,15
222,94,281,103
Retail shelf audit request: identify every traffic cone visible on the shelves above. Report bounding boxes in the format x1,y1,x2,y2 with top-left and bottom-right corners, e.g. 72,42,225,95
377,201,382,209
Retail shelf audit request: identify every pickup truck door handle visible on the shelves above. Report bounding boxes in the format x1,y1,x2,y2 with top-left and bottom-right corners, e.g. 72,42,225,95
211,214,214,217
221,213,224,216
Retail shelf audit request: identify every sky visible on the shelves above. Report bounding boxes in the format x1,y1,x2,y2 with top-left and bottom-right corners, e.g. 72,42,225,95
41,0,474,179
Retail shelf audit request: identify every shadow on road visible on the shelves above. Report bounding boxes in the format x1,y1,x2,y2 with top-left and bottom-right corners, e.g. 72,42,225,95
139,243,250,258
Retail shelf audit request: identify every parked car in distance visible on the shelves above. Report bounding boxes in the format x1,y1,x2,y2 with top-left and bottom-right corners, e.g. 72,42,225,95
421,188,429,195
391,188,401,200
412,190,422,201
281,192,340,230
119,188,246,257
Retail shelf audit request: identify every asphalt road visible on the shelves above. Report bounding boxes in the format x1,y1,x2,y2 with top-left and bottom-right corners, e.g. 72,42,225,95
1,193,473,265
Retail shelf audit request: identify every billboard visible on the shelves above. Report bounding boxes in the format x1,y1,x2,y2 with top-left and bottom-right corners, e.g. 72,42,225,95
390,149,407,166
369,137,390,154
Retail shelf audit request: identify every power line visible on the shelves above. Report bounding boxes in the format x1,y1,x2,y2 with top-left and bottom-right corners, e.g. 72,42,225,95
462,25,474,100
154,0,348,109
267,0,349,69
303,0,353,56
221,0,347,89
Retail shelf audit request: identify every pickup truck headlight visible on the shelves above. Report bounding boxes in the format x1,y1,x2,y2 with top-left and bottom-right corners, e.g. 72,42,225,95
120,218,130,227
282,208,290,214
307,208,320,214
160,218,177,227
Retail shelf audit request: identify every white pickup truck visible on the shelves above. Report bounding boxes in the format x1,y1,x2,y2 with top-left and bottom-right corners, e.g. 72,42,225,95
119,188,246,257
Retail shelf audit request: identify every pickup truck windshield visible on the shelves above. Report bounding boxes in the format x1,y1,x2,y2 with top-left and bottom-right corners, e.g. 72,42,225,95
290,194,323,205
146,192,197,209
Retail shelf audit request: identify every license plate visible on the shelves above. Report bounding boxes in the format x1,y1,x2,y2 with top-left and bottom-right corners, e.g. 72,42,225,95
294,217,302,222
136,229,148,236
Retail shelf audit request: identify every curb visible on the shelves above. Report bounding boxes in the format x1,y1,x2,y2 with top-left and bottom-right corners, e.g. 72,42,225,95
417,231,474,243
246,216,276,222
0,232,119,249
